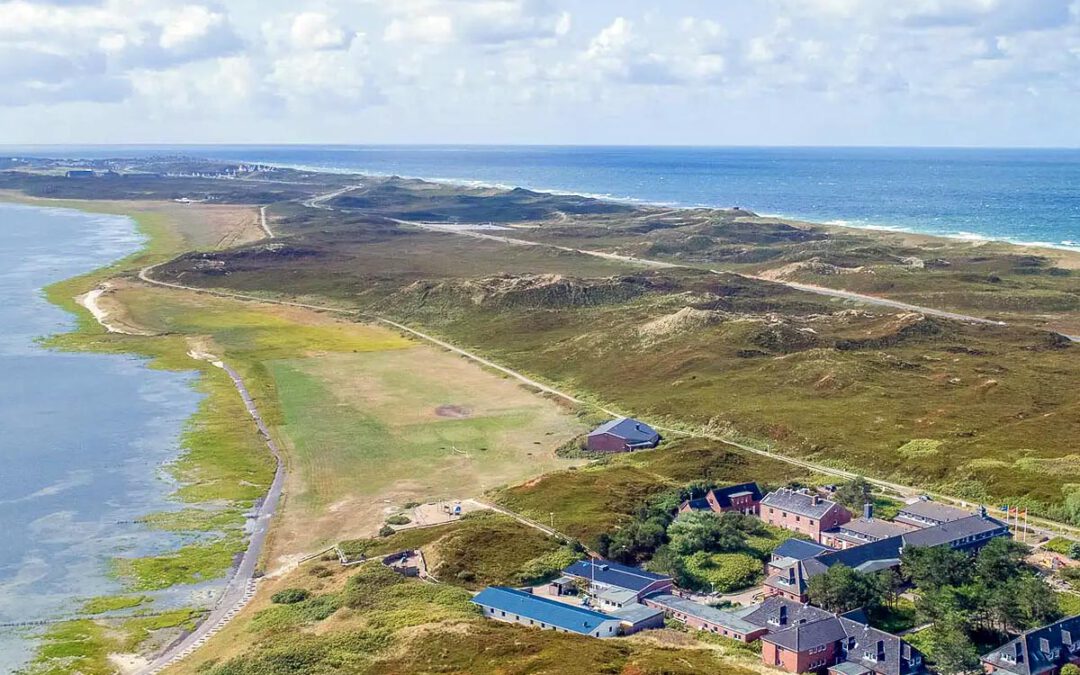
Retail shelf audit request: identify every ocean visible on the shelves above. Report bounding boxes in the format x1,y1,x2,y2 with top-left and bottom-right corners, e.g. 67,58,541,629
6,145,1080,251
0,203,203,672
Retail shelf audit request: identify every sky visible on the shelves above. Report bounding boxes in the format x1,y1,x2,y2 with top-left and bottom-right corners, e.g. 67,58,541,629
1,0,1079,147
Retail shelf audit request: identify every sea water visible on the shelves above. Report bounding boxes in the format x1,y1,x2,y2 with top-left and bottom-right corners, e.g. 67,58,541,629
11,145,1079,250
0,203,202,671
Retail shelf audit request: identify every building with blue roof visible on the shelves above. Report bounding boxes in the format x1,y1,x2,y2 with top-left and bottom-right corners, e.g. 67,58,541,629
471,587,623,638
561,559,673,600
586,417,660,453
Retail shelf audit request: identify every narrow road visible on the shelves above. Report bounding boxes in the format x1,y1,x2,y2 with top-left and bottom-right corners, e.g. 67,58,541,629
258,205,273,239
138,358,285,675
402,220,1034,333
301,184,362,210
133,259,1080,547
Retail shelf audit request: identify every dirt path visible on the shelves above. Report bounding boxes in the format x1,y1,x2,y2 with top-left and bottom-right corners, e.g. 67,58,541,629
258,205,273,239
402,220,1062,339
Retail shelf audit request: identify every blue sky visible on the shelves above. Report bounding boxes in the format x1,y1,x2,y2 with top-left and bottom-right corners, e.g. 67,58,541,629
1,0,1078,147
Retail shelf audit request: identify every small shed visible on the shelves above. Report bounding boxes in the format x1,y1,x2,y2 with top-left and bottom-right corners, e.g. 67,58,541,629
586,417,660,453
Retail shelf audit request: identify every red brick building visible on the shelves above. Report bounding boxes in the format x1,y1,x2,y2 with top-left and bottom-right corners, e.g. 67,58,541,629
761,488,852,543
678,482,763,516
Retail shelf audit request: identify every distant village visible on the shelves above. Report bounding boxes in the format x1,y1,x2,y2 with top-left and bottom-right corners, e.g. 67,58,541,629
468,417,1080,675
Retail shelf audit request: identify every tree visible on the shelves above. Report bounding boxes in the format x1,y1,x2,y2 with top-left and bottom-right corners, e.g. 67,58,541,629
1012,574,1062,630
928,615,981,674
901,545,972,590
974,537,1028,583
647,545,695,589
835,477,873,511
605,518,667,563
807,565,889,614
1060,664,1080,675
667,511,745,556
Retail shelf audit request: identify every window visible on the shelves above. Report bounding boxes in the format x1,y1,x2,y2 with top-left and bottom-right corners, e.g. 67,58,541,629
500,611,506,616
810,520,815,526
795,515,801,522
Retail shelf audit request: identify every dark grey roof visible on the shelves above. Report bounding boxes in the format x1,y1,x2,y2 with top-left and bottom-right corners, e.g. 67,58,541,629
647,594,761,634
837,616,923,675
709,482,763,506
901,514,1008,548
762,488,846,519
588,417,659,445
896,500,972,525
981,614,1080,675
829,518,916,543
773,538,834,561
741,595,833,630
764,616,849,651
806,536,905,578
764,611,924,675
611,603,664,625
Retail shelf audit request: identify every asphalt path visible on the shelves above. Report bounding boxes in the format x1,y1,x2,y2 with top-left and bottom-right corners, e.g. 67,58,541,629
138,359,285,675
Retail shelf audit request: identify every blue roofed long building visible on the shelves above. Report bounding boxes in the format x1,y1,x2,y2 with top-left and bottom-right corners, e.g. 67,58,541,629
471,587,624,638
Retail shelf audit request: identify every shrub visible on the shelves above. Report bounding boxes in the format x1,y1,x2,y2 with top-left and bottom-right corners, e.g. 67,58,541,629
271,588,311,604
684,552,762,593
307,565,332,578
385,515,411,526
514,546,583,585
378,525,395,537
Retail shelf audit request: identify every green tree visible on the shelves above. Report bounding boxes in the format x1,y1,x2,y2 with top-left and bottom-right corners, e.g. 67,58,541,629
928,615,980,674
1013,574,1062,630
807,565,889,614
834,477,873,511
974,537,1028,584
667,511,745,556
901,545,972,590
1060,664,1080,675
646,545,695,589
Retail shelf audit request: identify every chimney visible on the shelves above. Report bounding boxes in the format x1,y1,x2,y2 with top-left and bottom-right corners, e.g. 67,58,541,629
1014,641,1024,663
778,605,788,626
876,639,885,662
812,495,821,506
864,503,873,520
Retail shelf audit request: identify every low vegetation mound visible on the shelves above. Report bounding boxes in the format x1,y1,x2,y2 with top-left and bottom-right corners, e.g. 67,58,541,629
396,273,661,310
638,307,727,340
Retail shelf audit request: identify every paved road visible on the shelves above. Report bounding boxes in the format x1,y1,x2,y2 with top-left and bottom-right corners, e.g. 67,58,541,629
403,220,1059,337
137,359,285,675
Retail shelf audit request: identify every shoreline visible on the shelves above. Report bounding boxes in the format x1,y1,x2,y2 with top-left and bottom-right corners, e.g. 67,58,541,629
0,196,275,674
235,159,1080,256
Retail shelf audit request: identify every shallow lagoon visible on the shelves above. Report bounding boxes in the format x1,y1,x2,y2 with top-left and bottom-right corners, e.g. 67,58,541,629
0,203,203,671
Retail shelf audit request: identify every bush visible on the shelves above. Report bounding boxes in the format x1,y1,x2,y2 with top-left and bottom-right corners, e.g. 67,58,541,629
385,515,411,526
513,546,583,585
378,525,395,537
271,588,311,604
684,552,762,593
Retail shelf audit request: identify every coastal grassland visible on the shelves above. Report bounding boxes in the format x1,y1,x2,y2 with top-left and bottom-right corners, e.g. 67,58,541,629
18,610,208,675
495,437,809,547
160,562,759,675
338,511,582,589
266,345,586,549
78,595,151,615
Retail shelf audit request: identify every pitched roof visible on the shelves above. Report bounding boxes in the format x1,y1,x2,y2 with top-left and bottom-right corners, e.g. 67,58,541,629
708,482,763,506
762,488,846,519
763,611,923,675
587,417,659,444
896,500,972,525
773,538,835,561
647,593,761,635
741,595,833,630
562,559,671,593
829,518,916,543
471,587,618,635
981,614,1080,675
901,514,1008,548
763,616,849,651
837,616,921,675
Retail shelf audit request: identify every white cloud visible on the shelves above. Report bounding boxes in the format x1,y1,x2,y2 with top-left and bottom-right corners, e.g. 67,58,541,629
288,12,352,51
384,14,454,44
